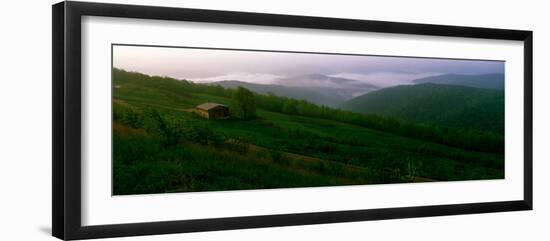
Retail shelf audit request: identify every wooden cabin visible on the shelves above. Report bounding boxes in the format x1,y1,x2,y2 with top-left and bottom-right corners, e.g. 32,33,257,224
195,102,230,119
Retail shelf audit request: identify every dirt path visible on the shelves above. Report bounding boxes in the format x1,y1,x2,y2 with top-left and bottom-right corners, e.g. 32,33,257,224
411,176,438,182
245,142,438,183
114,98,197,113
113,99,130,106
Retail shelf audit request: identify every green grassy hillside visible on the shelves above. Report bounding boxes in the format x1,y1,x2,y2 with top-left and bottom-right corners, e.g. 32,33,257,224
340,83,504,133
112,69,504,195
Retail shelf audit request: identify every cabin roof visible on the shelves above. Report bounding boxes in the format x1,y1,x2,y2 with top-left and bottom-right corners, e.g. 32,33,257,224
196,102,227,111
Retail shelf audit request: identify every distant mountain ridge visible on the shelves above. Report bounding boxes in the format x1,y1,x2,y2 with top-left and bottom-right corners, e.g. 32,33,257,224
209,74,379,107
274,74,379,99
276,74,378,89
340,83,504,132
412,73,504,90
209,80,347,107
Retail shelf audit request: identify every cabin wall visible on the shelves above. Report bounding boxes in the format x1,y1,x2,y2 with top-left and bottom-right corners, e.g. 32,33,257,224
196,109,210,119
209,109,228,119
195,106,230,119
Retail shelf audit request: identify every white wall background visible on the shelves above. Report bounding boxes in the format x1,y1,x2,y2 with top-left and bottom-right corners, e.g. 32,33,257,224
0,0,548,240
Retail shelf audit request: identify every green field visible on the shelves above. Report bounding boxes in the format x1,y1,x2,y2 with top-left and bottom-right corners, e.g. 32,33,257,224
112,69,504,195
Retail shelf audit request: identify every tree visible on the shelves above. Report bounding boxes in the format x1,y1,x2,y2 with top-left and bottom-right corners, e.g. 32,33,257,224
231,87,256,120
282,100,297,114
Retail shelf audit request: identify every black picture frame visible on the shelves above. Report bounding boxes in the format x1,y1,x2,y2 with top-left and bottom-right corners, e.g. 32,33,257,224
52,1,533,240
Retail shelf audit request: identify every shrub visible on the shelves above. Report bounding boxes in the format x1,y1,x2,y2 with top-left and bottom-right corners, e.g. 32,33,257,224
186,125,225,147
226,136,250,154
113,104,144,128
269,150,288,164
142,109,188,146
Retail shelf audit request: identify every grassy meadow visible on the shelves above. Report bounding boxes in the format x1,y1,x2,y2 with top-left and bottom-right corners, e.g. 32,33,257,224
112,68,504,195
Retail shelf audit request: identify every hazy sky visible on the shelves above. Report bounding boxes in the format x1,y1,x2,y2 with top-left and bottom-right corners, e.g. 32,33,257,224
113,45,504,87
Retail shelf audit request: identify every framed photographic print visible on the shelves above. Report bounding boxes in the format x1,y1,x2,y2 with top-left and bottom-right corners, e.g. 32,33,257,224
52,1,533,240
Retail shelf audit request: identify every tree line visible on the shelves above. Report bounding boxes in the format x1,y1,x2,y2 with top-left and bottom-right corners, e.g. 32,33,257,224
253,93,503,153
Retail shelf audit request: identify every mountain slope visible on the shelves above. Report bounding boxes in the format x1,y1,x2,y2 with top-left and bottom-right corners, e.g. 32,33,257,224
112,69,504,194
412,73,504,90
340,83,504,132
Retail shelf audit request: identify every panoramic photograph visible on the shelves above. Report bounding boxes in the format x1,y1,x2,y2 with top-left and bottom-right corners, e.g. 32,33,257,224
112,44,505,195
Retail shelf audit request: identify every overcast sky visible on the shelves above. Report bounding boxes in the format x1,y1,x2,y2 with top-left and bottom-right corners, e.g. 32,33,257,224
113,45,504,87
